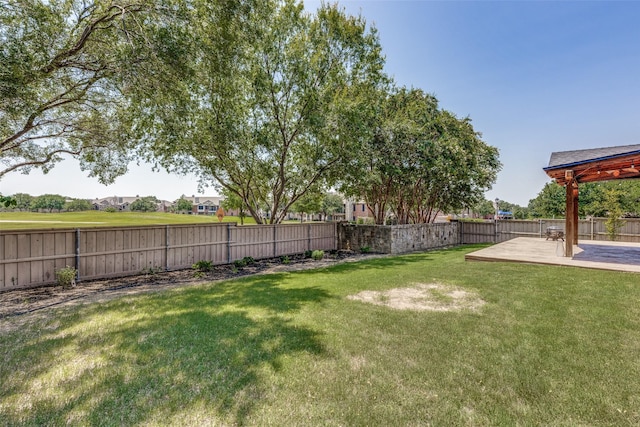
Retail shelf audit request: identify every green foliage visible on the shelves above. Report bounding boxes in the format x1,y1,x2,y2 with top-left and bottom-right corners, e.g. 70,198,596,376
11,193,33,211
141,266,163,275
55,266,77,289
174,197,193,212
321,193,345,220
0,195,16,208
604,188,625,241
360,246,371,253
281,255,290,264
31,194,66,212
311,250,324,260
339,87,501,224
104,206,117,213
134,1,387,225
473,199,495,218
129,197,158,212
291,190,323,221
221,188,248,225
192,260,214,272
529,181,640,219
528,182,566,218
0,1,160,182
233,257,254,269
65,199,92,212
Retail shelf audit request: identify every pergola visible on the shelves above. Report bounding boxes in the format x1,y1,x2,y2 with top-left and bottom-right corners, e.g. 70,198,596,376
543,144,640,257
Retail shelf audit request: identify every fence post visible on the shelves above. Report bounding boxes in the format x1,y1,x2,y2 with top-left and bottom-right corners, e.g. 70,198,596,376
165,225,169,271
75,228,81,282
591,217,594,240
308,224,312,251
273,225,277,257
227,223,231,263
539,219,543,238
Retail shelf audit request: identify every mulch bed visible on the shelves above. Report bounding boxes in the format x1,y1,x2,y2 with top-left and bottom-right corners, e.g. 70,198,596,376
0,251,382,319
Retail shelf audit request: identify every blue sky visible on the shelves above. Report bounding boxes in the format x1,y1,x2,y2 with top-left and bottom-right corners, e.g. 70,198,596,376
2,0,640,206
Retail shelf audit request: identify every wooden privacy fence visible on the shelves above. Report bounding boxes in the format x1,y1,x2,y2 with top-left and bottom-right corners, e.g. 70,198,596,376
0,222,336,291
460,218,640,244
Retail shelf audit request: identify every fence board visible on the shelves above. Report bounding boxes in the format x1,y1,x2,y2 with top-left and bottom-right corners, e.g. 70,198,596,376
0,222,332,291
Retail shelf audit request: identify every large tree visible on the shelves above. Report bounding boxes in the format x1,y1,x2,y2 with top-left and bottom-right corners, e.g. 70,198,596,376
129,196,158,212
0,0,170,182
31,194,66,212
135,0,386,224
340,87,501,224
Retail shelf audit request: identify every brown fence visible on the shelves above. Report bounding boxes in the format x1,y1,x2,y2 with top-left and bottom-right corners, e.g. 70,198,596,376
460,218,640,244
0,222,336,291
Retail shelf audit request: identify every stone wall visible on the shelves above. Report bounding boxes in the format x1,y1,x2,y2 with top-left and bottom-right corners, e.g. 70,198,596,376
337,222,460,255
390,223,460,254
337,223,392,253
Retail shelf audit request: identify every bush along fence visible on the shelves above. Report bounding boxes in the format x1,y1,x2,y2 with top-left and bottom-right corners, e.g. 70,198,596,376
0,222,336,291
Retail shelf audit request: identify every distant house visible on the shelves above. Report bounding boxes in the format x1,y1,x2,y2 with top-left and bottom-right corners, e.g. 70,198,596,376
92,196,172,212
92,196,140,211
177,195,224,215
344,199,374,223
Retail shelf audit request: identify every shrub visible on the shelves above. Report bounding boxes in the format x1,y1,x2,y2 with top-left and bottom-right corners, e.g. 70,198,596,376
233,259,247,268
360,246,371,253
242,256,255,265
104,206,117,213
304,250,313,258
141,266,163,275
281,255,290,264
192,260,214,272
55,266,77,289
311,250,324,260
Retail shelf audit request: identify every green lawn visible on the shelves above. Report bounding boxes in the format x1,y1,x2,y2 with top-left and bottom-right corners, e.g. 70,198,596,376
0,211,256,229
1,246,639,425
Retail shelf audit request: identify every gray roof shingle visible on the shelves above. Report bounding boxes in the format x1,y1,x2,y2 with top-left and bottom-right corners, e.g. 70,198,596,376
546,144,640,169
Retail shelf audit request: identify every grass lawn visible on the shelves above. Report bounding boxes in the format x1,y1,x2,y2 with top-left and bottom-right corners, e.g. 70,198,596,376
0,211,256,230
1,245,639,425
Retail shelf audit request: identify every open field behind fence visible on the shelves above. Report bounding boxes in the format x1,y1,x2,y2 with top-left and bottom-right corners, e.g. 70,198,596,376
0,223,336,290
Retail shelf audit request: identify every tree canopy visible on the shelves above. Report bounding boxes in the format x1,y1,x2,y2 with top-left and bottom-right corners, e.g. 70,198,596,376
0,1,166,182
31,194,66,212
174,197,193,212
131,0,386,224
527,180,640,219
3,0,501,223
129,196,158,212
339,87,501,224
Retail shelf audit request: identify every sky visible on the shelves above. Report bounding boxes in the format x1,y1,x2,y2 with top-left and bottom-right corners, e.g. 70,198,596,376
2,0,640,206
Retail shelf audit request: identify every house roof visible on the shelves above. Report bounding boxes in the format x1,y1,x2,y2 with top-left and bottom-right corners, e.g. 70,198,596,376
544,144,640,185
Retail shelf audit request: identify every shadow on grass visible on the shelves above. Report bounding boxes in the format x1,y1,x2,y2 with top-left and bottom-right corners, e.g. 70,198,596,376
0,277,332,425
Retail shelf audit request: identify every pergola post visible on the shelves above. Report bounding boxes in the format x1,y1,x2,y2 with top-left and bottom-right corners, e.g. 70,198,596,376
564,171,577,257
572,183,579,246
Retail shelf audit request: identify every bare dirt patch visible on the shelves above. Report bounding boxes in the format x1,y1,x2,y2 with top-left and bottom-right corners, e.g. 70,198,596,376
347,283,485,312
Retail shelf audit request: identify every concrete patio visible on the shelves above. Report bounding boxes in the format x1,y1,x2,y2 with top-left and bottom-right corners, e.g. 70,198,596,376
465,237,640,273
